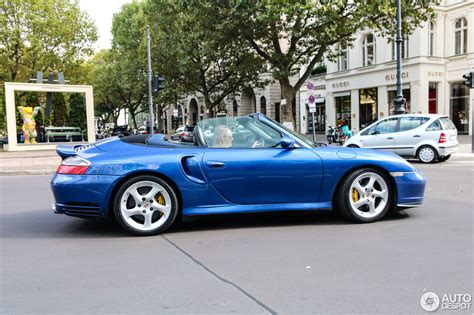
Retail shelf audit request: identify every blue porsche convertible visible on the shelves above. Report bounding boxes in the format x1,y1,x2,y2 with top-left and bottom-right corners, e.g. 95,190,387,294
51,113,426,236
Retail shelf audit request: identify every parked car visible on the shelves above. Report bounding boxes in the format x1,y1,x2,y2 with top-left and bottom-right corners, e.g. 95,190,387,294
109,126,131,137
51,113,426,236
170,126,185,141
171,125,194,142
45,126,84,142
344,114,458,163
136,126,148,135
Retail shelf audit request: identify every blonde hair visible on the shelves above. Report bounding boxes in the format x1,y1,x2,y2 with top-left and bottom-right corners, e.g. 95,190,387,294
213,125,232,148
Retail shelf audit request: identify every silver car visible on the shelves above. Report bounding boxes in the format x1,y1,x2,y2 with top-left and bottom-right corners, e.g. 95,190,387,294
344,114,458,163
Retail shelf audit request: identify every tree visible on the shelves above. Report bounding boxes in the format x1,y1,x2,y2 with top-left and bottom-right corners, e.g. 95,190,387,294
88,50,123,127
52,93,67,126
145,0,266,117
0,0,97,132
0,0,97,83
68,93,86,130
220,0,435,129
109,2,149,129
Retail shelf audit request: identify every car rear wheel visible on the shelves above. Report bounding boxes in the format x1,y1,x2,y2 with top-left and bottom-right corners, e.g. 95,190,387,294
347,144,359,148
113,175,178,236
437,155,451,162
417,145,438,163
335,168,393,223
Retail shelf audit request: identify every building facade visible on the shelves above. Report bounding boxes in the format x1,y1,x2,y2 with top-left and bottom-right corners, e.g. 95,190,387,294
300,0,474,135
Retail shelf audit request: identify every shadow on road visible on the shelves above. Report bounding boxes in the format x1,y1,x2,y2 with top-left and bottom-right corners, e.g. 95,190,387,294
0,208,410,239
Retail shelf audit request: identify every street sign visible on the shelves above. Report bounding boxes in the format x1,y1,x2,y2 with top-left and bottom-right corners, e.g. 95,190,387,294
308,95,315,104
309,107,316,113
306,82,314,90
172,109,178,117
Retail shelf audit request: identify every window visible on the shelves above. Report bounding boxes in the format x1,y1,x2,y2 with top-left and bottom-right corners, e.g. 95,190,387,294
399,117,429,132
359,88,378,128
391,37,409,60
450,83,469,133
426,120,441,131
455,18,467,55
337,43,348,71
362,34,375,66
388,89,411,115
428,22,435,56
335,95,351,129
370,118,398,134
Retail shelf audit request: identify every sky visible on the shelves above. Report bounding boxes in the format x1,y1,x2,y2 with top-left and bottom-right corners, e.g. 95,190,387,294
78,0,133,52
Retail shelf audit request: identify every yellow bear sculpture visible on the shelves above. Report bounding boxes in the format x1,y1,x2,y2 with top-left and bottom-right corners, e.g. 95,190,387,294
18,106,41,144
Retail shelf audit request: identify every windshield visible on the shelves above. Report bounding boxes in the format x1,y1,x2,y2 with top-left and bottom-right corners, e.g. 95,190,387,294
263,117,315,148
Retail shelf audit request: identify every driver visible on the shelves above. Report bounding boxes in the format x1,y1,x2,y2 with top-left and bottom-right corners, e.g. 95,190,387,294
213,125,233,148
212,125,263,148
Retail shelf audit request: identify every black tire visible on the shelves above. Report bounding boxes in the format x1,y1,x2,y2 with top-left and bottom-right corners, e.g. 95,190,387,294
347,144,359,148
437,155,451,162
417,145,438,163
113,175,178,236
334,168,393,223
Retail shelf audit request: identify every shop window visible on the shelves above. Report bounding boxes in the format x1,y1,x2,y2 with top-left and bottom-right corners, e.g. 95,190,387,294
388,89,411,115
428,83,437,114
335,95,351,129
450,83,469,134
359,88,377,128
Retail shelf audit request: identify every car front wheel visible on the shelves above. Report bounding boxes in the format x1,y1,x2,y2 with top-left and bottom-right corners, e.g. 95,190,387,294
113,175,178,236
417,145,438,163
335,168,393,223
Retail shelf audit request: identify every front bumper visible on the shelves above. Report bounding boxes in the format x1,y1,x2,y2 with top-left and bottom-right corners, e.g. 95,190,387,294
51,173,122,218
393,171,426,208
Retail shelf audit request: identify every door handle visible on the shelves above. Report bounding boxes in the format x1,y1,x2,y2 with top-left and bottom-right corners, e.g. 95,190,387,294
387,137,394,140
413,135,421,138
206,161,225,168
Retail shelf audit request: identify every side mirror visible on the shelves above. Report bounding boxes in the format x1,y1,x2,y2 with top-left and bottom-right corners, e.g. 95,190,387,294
369,130,379,135
280,136,295,149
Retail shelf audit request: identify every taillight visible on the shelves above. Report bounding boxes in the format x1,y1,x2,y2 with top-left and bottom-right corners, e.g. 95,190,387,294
182,132,188,136
56,156,90,175
438,133,446,143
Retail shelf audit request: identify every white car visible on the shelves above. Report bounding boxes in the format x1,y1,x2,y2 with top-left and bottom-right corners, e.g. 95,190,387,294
344,114,458,163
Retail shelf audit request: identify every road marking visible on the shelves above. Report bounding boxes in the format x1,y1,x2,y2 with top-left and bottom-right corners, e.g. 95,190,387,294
161,234,277,315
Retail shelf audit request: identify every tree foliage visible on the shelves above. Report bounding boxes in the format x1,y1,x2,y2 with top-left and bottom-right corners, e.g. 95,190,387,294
68,93,86,130
217,0,435,128
145,0,266,114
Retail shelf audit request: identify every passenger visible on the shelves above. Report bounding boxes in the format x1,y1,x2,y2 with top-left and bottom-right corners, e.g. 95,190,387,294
341,120,353,138
213,125,233,148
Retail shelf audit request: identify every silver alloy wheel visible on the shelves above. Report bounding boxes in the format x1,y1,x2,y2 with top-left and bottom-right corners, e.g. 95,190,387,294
348,172,389,219
120,180,172,231
418,147,435,163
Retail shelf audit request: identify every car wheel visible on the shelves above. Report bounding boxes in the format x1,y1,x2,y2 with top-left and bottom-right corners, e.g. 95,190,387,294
347,144,359,148
335,168,393,223
417,145,438,163
113,175,178,236
437,155,451,162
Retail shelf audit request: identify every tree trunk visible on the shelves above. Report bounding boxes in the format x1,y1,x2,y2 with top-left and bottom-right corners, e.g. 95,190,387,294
280,80,296,131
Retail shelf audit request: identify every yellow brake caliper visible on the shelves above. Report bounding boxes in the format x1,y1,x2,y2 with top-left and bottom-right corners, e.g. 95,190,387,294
352,188,359,202
156,194,166,206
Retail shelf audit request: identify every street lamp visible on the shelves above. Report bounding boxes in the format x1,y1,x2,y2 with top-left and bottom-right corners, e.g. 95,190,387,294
393,0,406,115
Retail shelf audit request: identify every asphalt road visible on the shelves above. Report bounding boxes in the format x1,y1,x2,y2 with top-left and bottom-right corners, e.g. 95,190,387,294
0,156,472,314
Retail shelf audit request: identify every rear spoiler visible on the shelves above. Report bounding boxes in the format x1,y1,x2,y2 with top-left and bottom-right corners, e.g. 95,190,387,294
56,144,78,159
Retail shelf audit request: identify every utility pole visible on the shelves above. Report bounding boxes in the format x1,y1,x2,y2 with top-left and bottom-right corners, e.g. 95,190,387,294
146,25,154,134
393,0,406,115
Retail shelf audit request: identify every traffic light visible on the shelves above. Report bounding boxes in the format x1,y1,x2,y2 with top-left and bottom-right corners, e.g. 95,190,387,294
463,72,473,88
153,75,165,93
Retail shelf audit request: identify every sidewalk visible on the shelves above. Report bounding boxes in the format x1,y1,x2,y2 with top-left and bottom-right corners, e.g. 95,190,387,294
0,135,472,176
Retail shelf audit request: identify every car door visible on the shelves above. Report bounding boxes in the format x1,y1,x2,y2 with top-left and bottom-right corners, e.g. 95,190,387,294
359,117,398,152
199,116,324,205
202,147,323,205
395,116,430,156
